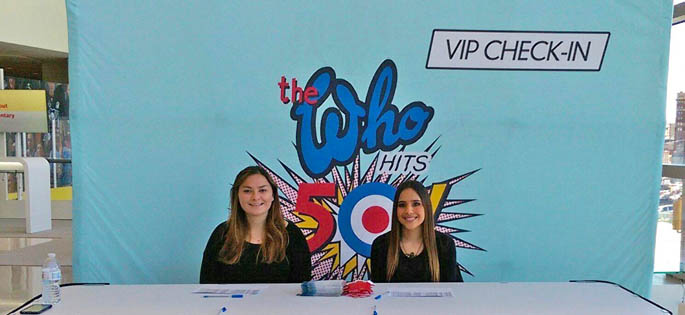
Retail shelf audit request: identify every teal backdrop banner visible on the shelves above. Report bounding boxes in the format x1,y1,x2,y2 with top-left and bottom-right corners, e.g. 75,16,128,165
67,1,673,296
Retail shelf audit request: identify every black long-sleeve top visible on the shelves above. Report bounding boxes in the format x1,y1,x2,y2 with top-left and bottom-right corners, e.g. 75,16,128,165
200,221,312,283
370,230,463,282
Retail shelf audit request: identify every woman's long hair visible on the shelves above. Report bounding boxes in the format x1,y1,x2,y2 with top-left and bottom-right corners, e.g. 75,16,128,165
386,180,440,281
219,166,288,264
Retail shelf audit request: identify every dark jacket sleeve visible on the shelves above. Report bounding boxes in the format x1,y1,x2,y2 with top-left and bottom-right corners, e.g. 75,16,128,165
370,234,388,283
286,222,312,282
437,231,463,282
200,222,226,284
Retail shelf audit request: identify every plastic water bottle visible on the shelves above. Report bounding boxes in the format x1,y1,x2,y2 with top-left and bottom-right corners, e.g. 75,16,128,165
42,253,61,304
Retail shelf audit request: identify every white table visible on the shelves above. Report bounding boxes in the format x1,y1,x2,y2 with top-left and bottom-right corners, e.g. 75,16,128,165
10,282,670,315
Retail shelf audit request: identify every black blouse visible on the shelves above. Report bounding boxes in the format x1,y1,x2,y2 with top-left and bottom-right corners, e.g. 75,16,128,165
370,231,463,282
200,221,312,283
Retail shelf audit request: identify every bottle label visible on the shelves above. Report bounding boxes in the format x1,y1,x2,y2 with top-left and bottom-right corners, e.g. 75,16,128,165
43,269,61,281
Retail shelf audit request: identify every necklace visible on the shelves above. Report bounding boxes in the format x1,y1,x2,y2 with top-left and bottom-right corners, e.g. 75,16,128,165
400,241,423,259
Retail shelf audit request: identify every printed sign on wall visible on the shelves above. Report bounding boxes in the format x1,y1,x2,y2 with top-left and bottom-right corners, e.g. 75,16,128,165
426,30,610,71
0,90,48,133
68,1,670,297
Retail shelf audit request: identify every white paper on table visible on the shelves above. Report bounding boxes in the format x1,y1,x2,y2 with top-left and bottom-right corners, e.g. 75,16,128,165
192,284,268,295
385,287,454,297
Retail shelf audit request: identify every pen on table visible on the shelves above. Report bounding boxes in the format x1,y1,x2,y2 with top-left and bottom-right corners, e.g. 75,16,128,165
203,294,244,298
373,291,387,315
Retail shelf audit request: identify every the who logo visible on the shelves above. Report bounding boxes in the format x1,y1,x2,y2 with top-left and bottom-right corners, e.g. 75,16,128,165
251,60,484,280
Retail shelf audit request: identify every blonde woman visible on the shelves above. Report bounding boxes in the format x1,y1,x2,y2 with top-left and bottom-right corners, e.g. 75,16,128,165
370,180,462,282
200,166,311,283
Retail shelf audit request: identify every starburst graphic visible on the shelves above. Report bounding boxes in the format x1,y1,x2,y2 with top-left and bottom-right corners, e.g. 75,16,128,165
249,137,484,280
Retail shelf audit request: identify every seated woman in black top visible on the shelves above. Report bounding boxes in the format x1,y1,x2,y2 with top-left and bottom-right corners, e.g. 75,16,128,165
370,180,463,282
200,166,312,283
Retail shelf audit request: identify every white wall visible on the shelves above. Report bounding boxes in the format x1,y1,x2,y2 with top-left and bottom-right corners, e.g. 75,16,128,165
0,0,68,53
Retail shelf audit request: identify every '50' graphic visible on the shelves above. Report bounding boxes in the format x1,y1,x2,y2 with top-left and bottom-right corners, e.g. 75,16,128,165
296,182,394,257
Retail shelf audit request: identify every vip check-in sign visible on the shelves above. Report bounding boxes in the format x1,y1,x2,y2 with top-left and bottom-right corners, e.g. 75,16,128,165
426,30,610,71
0,90,48,132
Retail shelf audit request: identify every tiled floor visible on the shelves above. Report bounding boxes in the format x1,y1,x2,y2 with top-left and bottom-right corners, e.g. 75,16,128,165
651,273,685,314
0,219,72,314
0,219,684,314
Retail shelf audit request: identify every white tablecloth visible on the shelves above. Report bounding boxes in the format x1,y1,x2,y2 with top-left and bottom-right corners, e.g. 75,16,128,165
10,282,669,315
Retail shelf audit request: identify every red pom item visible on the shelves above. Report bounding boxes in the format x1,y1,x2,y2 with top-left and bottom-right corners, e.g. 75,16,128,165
342,280,374,298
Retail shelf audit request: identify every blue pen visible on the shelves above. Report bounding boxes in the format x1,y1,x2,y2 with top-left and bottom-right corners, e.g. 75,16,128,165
373,305,378,315
203,294,244,298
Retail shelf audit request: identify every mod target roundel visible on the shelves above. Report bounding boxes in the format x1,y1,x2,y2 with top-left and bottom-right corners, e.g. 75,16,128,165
339,182,396,257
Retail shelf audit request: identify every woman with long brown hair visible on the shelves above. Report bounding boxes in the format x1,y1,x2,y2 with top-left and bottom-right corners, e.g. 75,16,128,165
200,166,311,283
370,180,462,282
